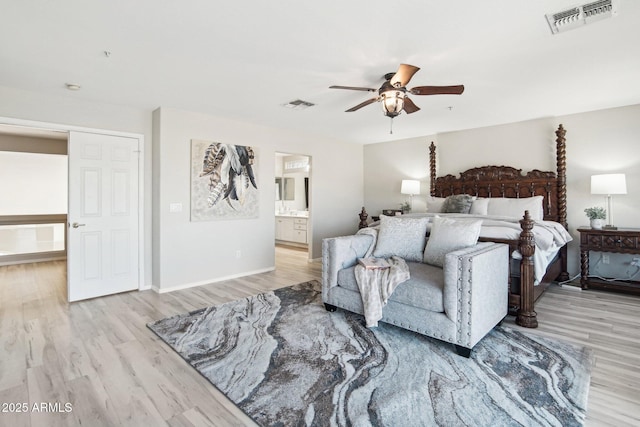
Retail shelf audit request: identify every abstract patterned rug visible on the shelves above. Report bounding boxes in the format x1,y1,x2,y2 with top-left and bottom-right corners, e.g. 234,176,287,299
148,281,592,427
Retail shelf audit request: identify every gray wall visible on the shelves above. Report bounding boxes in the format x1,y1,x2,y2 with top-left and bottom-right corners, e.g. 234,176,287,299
364,104,640,277
152,107,363,291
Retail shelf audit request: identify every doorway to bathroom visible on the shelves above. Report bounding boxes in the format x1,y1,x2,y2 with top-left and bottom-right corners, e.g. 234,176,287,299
274,152,311,261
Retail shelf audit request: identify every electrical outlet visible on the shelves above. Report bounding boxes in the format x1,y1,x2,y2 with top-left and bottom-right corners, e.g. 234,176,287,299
602,254,610,264
235,250,242,259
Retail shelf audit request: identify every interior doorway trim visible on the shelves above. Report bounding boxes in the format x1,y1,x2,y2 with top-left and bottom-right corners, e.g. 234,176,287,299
0,116,147,291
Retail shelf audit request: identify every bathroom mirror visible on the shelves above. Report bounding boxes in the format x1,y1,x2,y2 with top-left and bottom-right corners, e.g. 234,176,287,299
275,177,295,201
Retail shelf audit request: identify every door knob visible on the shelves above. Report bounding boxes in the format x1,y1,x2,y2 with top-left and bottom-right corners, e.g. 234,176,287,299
71,222,86,228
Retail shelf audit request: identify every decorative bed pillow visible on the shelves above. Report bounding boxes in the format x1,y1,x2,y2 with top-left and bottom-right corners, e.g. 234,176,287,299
423,216,482,267
373,215,429,262
442,194,475,214
469,197,489,215
426,196,446,213
486,196,544,220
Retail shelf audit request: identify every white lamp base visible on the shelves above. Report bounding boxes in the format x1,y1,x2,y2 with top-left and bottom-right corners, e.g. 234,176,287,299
605,194,617,230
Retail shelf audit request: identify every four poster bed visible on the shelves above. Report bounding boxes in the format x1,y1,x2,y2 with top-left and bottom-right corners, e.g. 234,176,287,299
358,124,571,328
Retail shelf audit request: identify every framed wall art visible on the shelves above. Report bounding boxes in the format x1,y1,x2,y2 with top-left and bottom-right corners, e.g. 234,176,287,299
191,140,258,221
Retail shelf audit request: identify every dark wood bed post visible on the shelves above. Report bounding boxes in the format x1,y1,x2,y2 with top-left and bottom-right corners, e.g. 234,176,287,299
429,141,436,196
517,211,538,328
555,124,570,282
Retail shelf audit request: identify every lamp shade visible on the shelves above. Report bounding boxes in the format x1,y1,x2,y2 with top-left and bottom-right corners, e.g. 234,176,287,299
591,174,627,195
401,179,420,195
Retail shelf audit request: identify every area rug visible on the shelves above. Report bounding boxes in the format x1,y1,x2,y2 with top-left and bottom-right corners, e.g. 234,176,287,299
147,280,592,427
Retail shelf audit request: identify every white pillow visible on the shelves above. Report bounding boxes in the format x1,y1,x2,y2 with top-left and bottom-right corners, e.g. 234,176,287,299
486,196,544,220
373,215,429,262
469,198,489,215
423,216,482,267
426,196,446,213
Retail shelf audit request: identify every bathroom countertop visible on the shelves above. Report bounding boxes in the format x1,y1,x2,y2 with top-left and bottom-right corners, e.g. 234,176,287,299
275,212,309,218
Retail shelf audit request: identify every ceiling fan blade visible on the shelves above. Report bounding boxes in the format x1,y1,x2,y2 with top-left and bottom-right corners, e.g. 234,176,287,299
410,85,465,95
329,85,376,92
403,97,421,114
345,97,379,112
390,64,420,87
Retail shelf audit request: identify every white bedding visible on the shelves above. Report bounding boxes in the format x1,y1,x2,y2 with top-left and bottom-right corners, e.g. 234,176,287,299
374,213,573,283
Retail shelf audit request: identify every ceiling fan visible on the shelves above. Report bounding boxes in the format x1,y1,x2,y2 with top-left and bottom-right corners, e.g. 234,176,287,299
330,64,464,119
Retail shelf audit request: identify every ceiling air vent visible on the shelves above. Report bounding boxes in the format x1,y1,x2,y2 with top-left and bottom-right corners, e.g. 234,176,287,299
283,99,315,110
546,0,619,34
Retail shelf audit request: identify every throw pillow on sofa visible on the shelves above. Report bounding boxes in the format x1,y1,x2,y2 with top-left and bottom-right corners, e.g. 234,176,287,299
373,215,429,262
423,216,482,267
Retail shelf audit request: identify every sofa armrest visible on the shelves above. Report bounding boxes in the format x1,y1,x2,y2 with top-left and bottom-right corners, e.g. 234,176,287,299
322,234,375,300
443,242,509,348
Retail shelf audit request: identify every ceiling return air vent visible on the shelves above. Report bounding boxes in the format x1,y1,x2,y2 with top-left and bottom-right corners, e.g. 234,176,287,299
546,0,619,34
282,99,315,110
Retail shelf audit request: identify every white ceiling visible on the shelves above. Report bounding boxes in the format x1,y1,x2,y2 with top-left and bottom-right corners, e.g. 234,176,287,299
1,1,639,144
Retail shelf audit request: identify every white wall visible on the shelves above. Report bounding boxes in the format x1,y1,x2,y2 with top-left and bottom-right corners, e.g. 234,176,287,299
0,85,153,286
364,104,640,277
153,107,362,291
364,137,435,216
0,151,67,215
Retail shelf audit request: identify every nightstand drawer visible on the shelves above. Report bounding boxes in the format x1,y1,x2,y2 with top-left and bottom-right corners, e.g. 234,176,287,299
584,233,640,250
619,236,640,250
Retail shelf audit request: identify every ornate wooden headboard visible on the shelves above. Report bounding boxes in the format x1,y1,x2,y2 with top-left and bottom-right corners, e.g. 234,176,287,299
429,124,567,228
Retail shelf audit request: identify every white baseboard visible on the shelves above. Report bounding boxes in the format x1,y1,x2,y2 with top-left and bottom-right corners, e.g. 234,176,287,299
151,266,276,294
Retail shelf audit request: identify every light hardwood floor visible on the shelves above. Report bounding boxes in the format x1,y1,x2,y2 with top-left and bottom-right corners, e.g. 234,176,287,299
0,247,638,427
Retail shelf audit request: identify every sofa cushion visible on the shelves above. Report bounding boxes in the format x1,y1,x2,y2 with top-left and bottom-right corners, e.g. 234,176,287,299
423,216,482,267
336,262,445,313
373,215,429,262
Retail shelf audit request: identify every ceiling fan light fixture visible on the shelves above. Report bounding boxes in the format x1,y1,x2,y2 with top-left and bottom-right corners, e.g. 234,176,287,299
381,90,405,118
329,63,464,124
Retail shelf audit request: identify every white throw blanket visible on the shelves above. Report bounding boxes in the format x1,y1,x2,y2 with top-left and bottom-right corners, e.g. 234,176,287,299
354,228,410,327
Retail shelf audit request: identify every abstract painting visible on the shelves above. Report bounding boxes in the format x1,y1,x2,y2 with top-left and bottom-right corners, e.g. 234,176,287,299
191,140,258,221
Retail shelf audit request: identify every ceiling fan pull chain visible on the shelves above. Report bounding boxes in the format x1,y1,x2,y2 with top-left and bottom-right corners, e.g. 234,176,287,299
389,117,394,134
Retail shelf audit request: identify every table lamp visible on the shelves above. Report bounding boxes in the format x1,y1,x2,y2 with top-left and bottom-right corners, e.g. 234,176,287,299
591,173,627,229
401,179,420,211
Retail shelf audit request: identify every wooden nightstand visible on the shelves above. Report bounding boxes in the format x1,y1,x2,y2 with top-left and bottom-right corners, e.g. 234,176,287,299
578,227,640,295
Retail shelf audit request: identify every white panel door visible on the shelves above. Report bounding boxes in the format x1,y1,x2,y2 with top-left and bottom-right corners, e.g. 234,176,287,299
67,131,140,302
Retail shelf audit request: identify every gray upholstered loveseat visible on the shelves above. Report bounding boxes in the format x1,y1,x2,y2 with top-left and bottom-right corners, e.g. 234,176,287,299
322,232,509,357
